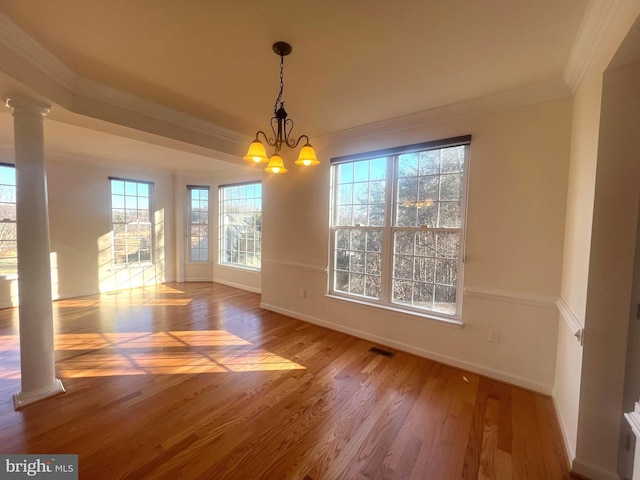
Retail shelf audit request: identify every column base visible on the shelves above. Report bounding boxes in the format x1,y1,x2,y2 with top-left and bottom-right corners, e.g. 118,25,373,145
13,378,65,410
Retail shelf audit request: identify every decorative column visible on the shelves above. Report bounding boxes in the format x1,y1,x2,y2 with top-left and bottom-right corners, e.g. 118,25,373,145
5,96,64,409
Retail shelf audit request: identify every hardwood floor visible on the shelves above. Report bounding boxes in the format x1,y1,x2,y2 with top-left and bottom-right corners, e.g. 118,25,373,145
0,282,573,479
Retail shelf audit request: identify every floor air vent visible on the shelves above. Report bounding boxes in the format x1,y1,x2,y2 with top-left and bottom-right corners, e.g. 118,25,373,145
369,346,395,358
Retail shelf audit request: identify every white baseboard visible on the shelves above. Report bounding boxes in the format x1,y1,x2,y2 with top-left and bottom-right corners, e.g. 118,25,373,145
260,302,552,395
213,278,261,294
572,457,619,480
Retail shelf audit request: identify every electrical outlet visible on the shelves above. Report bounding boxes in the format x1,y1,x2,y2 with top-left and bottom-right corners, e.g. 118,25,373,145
300,288,306,298
488,330,501,343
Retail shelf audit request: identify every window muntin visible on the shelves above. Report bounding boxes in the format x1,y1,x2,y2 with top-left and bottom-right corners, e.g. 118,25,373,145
0,164,16,276
188,186,210,262
330,138,469,319
219,182,262,270
110,178,153,267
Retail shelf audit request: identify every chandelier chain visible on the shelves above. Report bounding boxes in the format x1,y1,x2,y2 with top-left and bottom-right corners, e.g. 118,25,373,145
274,54,285,114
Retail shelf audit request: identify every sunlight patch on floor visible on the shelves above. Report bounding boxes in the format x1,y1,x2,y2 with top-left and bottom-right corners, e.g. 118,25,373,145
0,329,305,378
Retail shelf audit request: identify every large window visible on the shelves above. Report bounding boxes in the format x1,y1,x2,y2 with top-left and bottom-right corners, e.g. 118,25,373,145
188,186,210,262
330,136,470,319
219,182,262,270
110,178,153,266
0,164,16,276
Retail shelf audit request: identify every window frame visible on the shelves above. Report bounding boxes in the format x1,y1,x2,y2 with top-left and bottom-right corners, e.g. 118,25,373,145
187,185,210,263
0,163,17,277
218,181,262,271
109,177,154,268
328,136,471,322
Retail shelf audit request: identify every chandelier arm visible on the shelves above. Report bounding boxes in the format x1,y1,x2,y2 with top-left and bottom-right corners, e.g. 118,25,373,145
283,118,297,148
269,117,281,151
289,134,310,149
255,130,276,148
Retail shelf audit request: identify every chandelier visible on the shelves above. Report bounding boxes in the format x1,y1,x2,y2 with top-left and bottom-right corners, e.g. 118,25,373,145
243,42,319,174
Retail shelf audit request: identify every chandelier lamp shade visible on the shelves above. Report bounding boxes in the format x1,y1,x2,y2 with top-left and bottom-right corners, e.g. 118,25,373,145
243,42,319,174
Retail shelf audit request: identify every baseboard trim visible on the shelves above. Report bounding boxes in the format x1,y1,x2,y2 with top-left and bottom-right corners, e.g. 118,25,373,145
213,278,261,294
182,277,214,282
571,457,619,480
260,302,552,395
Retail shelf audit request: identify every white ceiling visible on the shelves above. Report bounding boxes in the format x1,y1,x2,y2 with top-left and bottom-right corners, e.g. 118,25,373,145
0,0,590,173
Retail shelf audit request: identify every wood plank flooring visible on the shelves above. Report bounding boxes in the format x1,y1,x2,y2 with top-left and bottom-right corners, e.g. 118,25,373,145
0,282,574,479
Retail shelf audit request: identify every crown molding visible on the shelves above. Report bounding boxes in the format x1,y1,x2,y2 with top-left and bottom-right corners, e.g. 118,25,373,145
0,140,176,178
316,79,571,147
0,11,247,153
0,11,77,90
73,77,245,145
563,0,622,92
45,149,174,178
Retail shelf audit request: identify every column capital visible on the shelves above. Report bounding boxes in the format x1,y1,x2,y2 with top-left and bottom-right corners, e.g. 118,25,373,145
5,95,51,117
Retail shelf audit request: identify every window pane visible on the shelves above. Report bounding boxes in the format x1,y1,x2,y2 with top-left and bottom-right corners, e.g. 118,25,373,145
398,153,418,177
438,201,461,228
393,255,413,280
440,173,462,201
219,183,261,269
331,141,468,318
334,158,386,228
441,146,465,173
434,285,457,315
365,275,381,299
188,188,210,262
338,184,353,205
419,150,440,175
111,179,153,267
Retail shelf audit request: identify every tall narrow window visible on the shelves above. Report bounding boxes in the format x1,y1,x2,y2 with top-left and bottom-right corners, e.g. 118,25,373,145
330,136,470,320
188,186,210,262
110,178,153,266
219,182,262,270
0,164,16,276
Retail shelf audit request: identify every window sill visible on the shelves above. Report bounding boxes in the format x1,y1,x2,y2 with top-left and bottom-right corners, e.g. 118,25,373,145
217,263,261,273
109,262,154,271
325,293,463,329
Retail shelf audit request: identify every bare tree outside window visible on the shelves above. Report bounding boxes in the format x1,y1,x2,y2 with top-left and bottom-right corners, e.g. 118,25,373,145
330,138,469,318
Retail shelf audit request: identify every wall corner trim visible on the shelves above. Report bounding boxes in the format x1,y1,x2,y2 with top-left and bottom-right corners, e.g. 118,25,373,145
557,297,585,345
552,389,577,466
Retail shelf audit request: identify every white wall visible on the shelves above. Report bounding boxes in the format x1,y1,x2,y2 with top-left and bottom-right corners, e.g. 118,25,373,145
0,155,177,307
261,97,572,393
